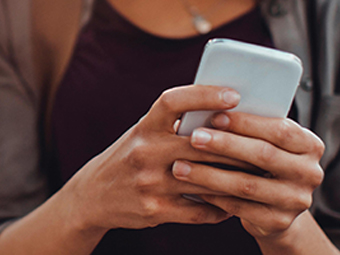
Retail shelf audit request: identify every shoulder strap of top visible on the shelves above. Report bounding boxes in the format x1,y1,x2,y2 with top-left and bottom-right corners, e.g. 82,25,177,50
32,0,84,94
32,0,93,141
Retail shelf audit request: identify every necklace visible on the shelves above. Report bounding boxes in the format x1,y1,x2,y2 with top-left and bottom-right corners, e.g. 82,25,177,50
179,0,226,34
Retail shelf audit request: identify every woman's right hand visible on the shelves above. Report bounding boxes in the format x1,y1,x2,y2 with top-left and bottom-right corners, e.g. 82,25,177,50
59,85,242,233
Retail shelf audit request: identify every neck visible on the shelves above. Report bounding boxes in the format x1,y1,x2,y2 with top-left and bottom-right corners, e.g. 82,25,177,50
107,0,256,38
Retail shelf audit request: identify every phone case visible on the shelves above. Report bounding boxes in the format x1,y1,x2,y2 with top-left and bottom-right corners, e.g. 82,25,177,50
177,39,303,136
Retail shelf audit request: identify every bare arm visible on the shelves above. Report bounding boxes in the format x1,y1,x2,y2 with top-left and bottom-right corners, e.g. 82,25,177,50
0,191,107,255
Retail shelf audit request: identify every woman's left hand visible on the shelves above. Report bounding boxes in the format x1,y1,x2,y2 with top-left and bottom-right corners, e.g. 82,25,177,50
172,111,325,240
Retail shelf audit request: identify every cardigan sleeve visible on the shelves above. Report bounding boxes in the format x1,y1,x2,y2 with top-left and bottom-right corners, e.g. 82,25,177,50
311,85,340,249
313,158,340,249
0,9,49,233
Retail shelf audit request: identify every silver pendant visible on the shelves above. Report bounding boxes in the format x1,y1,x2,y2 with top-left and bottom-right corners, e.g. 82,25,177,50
192,15,212,34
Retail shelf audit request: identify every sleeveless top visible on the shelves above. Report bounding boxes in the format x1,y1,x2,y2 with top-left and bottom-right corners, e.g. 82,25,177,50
51,0,293,254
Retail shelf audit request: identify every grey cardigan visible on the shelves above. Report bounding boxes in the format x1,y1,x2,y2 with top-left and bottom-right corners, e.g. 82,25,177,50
1,0,340,248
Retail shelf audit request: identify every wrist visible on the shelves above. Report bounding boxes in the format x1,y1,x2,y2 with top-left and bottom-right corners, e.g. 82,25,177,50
255,210,339,255
56,183,108,242
254,211,307,254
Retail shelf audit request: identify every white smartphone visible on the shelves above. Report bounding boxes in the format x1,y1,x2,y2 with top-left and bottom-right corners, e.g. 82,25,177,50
177,39,303,136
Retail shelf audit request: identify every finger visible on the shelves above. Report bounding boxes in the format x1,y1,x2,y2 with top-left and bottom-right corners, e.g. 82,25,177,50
172,119,265,175
145,85,240,132
169,134,259,172
200,195,295,234
164,170,226,196
211,111,324,157
190,128,325,182
139,132,259,172
163,197,232,225
189,127,307,177
172,160,312,209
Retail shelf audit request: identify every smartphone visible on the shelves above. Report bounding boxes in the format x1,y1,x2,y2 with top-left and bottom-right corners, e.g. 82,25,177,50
177,39,303,136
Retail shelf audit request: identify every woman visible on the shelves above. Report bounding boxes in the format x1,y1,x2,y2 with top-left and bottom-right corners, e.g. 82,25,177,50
0,0,339,254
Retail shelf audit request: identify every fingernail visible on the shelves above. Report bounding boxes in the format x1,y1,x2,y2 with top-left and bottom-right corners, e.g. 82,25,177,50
212,113,230,128
221,90,240,106
173,161,191,177
192,129,212,145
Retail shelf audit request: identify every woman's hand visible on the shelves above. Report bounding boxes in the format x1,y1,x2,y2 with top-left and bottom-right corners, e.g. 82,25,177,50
60,85,247,233
172,111,325,241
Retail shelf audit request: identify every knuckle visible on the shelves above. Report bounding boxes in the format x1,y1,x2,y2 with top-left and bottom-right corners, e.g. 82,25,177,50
135,171,158,192
312,138,326,159
124,140,149,171
239,177,257,197
302,194,313,210
303,129,325,158
271,214,292,232
309,164,325,188
281,190,312,211
294,160,325,190
275,119,294,146
294,192,313,211
258,142,277,164
141,197,162,219
159,89,177,112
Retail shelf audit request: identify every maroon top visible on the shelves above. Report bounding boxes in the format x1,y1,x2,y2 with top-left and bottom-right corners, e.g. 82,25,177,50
51,0,288,254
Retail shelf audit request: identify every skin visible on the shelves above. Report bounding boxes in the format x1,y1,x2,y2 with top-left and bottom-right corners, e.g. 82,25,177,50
0,0,339,254
0,86,244,254
109,0,257,38
173,111,339,254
